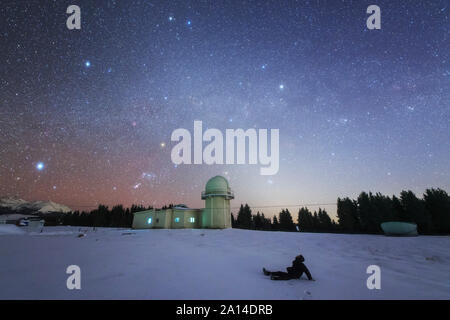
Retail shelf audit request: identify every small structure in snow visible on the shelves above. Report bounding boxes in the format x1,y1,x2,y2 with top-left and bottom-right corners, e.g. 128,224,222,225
381,222,418,236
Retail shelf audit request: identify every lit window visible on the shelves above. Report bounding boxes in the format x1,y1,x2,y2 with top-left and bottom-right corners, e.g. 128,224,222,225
190,217,195,223
147,217,152,224
175,217,180,223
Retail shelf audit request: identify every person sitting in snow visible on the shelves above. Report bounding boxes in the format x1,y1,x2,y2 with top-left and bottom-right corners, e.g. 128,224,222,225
263,254,315,281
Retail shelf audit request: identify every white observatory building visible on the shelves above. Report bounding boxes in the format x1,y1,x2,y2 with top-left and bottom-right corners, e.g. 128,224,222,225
132,176,234,229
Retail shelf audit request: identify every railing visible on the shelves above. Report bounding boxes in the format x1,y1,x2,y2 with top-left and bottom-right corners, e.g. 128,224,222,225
201,191,234,199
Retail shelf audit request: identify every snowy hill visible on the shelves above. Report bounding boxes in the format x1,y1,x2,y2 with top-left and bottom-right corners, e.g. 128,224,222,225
0,197,71,214
0,227,449,299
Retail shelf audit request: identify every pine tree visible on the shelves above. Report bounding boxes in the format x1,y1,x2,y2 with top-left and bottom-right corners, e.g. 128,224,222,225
272,215,280,231
400,190,431,234
424,188,450,234
279,209,296,231
253,212,264,230
237,204,252,229
317,208,333,231
392,195,405,221
261,213,271,230
357,192,373,232
337,198,359,232
298,207,313,232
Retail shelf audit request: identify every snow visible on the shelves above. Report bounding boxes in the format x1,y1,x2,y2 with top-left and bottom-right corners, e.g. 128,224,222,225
33,201,71,213
0,225,26,235
0,197,71,213
0,197,28,210
0,227,449,299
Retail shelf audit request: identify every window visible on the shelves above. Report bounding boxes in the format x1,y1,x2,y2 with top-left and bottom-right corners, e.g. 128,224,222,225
175,217,180,223
190,217,195,223
147,217,152,224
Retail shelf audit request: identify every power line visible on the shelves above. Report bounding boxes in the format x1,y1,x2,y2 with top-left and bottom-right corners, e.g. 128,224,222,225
231,203,336,209
65,202,338,210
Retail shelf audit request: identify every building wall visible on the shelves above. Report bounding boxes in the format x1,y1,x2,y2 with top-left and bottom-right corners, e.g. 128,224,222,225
182,209,201,228
168,209,201,228
132,210,153,229
132,208,202,229
202,196,231,229
171,209,184,229
155,209,172,228
132,209,170,229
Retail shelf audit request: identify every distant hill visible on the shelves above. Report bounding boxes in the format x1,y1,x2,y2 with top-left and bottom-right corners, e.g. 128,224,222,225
0,197,71,215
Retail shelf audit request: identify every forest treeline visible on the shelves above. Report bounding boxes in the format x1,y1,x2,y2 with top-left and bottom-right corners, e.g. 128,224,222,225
232,204,338,233
336,188,450,234
60,204,150,228
60,188,450,235
233,188,450,235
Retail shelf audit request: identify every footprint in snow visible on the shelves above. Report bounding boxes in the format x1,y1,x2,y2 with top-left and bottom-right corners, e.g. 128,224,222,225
300,290,312,300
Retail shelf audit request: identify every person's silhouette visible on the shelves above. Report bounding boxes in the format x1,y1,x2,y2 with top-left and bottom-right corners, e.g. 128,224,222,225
263,254,315,281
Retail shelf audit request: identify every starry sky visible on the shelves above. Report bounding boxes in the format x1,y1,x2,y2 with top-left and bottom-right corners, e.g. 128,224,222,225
1,0,449,218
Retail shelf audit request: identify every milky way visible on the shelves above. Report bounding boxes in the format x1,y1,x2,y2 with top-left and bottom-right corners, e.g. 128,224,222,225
1,1,449,217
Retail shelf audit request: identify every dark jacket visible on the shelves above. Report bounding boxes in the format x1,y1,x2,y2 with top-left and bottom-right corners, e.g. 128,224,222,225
287,257,312,280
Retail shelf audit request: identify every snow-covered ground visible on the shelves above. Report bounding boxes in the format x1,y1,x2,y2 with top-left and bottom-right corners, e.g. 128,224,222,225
0,225,449,299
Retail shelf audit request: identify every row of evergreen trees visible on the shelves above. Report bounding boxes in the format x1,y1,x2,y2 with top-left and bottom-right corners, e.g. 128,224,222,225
233,188,450,235
61,204,151,228
232,204,338,232
337,188,450,234
60,188,450,235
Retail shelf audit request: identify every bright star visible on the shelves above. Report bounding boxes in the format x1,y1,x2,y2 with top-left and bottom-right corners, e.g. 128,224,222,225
36,162,44,171
85,61,91,67
187,20,192,26
279,84,284,90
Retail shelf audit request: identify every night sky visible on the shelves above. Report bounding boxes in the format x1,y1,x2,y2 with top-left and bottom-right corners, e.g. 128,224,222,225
1,0,449,217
